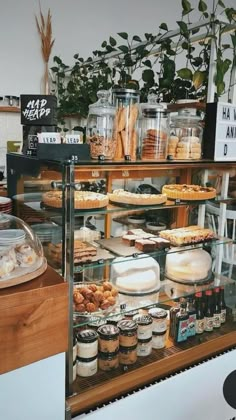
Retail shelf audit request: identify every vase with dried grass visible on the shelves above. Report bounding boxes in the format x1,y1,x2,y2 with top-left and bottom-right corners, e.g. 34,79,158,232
35,8,55,95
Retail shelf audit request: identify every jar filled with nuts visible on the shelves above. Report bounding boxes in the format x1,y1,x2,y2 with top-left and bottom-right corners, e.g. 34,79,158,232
86,90,116,160
112,88,140,161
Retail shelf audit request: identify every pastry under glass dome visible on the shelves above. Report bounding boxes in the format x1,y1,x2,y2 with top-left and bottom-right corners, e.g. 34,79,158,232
0,213,47,286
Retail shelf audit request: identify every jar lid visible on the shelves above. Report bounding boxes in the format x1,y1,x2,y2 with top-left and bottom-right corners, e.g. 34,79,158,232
112,87,140,96
143,107,167,117
133,314,153,326
119,344,137,352
87,316,107,328
98,350,119,360
88,90,115,115
138,337,152,343
171,109,201,122
109,314,124,325
148,308,168,319
77,329,98,343
97,324,120,338
125,309,139,318
152,330,167,336
77,355,97,363
117,320,138,332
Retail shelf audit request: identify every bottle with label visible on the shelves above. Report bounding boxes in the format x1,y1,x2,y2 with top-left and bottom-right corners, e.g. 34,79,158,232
204,290,214,332
169,299,180,339
195,292,204,334
213,288,221,329
175,302,188,343
187,296,196,337
219,286,227,324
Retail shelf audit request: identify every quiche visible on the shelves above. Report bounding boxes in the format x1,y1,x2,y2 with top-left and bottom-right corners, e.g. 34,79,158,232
108,189,167,206
162,184,216,201
42,190,108,209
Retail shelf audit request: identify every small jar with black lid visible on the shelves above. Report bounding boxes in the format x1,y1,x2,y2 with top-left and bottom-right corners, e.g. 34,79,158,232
133,314,153,340
77,329,98,359
117,320,138,347
119,345,137,365
137,337,152,357
97,324,119,353
152,330,167,349
76,356,98,377
148,308,168,333
98,351,119,371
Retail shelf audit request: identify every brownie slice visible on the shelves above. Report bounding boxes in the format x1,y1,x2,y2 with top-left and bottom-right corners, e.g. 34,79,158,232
122,234,140,246
151,237,171,249
135,239,156,252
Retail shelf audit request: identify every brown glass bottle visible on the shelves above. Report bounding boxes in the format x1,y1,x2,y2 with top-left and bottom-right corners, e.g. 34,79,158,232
195,292,204,334
204,290,214,332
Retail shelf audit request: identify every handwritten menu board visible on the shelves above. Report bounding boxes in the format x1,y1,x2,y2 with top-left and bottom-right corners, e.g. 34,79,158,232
20,95,57,126
203,102,236,161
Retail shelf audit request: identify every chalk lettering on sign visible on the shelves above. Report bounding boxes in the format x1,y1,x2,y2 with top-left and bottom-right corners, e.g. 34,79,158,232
22,98,51,122
222,107,231,120
226,126,236,139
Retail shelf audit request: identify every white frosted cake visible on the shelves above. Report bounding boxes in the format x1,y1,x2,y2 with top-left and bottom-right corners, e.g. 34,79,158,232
165,248,212,282
111,255,160,294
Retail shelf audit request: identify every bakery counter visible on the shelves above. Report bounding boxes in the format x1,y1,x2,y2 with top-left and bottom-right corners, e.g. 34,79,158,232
0,265,68,374
68,316,236,416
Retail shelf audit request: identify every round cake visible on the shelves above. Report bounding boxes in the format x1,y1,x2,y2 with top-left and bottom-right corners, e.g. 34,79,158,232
108,189,167,206
165,248,212,282
42,191,108,209
162,184,216,201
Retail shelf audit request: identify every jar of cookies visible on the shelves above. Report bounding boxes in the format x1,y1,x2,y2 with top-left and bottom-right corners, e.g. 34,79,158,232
112,88,140,161
86,90,116,160
140,104,168,160
167,109,203,160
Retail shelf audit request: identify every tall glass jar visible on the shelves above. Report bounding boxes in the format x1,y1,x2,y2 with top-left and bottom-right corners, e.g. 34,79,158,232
167,109,203,160
86,90,116,160
112,88,140,161
140,104,168,160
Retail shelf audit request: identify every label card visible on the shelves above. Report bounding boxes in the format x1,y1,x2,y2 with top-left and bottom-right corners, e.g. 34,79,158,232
38,132,61,144
65,134,83,144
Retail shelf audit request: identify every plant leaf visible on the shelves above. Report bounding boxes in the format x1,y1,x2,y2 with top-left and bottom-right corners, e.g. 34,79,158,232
177,68,193,80
159,22,168,31
133,35,142,42
109,36,117,47
143,59,152,68
117,32,128,40
118,45,129,53
177,21,188,34
193,70,206,89
198,0,207,12
218,0,225,8
142,69,155,82
101,40,107,48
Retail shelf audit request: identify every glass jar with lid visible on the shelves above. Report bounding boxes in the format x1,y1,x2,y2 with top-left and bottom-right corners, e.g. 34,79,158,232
112,88,140,161
86,90,116,160
140,104,168,160
167,109,203,160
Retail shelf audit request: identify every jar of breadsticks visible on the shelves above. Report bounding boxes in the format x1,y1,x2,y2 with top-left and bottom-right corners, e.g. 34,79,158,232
140,104,168,160
112,88,140,161
86,90,116,160
167,109,203,160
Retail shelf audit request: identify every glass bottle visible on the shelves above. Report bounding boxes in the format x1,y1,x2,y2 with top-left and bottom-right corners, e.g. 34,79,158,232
195,292,204,334
219,286,227,324
86,90,116,160
213,287,221,328
204,290,214,332
112,88,140,160
169,299,180,339
187,296,196,337
174,302,188,343
167,109,203,160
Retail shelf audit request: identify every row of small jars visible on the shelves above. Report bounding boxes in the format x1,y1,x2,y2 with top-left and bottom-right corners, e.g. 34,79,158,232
86,89,203,161
73,307,168,380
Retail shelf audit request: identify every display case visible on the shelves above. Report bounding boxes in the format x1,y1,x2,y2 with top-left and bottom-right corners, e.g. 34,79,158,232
7,153,236,418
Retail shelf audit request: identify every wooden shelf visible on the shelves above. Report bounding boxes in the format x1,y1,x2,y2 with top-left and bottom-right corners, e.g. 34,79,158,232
0,106,20,113
67,322,236,416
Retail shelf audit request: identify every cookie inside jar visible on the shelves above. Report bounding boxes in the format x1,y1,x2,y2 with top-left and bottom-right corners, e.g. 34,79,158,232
167,109,203,160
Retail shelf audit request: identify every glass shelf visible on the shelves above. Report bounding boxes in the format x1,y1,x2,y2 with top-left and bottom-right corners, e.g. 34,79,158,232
73,271,236,329
73,236,233,273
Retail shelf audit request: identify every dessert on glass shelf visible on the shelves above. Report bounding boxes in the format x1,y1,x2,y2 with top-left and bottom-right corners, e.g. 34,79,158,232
162,184,216,201
42,190,108,209
108,189,167,206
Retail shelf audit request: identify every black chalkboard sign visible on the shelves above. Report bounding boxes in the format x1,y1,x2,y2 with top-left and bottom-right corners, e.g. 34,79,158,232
20,94,57,126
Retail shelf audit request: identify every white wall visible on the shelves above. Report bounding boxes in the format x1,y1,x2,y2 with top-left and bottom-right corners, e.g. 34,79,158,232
1,0,235,96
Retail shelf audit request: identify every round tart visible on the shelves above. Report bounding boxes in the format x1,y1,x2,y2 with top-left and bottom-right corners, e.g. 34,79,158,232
42,191,108,209
162,184,216,201
108,189,167,206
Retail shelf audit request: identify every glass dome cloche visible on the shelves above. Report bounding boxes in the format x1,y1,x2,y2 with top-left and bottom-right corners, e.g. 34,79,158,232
0,213,47,287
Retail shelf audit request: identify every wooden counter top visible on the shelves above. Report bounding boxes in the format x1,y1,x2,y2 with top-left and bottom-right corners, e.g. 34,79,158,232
0,265,68,374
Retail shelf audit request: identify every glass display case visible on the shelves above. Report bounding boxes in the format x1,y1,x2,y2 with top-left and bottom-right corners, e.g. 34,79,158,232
7,153,236,417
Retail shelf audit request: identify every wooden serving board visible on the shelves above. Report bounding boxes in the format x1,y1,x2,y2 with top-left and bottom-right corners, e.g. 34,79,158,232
0,258,47,289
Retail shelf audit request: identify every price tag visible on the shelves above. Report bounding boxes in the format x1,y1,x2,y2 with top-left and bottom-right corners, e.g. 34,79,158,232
65,134,83,144
38,132,61,144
